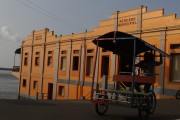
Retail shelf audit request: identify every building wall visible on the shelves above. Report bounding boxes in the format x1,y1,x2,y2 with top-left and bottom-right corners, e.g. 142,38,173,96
19,6,180,99
165,32,180,90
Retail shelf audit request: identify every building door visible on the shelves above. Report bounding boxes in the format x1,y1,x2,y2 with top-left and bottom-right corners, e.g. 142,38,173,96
48,83,53,100
101,56,109,77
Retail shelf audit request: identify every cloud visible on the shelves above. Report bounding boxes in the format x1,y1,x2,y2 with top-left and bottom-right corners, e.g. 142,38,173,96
0,26,20,42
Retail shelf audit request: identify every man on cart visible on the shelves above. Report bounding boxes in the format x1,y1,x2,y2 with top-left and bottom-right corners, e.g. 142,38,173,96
135,52,163,93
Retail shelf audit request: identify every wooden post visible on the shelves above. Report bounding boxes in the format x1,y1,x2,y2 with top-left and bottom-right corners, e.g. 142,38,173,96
102,75,108,90
42,93,44,100
36,92,38,100
91,41,99,101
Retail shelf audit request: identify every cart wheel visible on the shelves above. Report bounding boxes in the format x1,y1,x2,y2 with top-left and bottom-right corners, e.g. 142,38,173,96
138,98,150,120
95,94,109,116
95,103,108,116
176,90,180,99
149,92,156,114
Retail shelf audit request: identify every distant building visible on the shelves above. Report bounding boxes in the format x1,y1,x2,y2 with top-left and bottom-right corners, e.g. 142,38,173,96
19,6,180,100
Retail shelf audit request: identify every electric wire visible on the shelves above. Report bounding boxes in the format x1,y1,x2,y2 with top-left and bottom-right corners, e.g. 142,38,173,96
26,0,85,31
16,0,86,32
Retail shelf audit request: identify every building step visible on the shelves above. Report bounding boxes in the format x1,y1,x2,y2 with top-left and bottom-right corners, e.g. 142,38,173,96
156,94,175,99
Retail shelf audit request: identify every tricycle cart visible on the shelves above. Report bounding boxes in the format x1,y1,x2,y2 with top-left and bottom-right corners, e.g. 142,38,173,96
90,31,170,120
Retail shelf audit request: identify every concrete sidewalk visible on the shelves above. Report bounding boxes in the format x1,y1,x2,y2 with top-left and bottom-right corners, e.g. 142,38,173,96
0,99,179,120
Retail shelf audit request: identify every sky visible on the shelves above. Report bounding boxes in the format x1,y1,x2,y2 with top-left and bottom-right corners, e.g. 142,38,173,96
0,0,180,68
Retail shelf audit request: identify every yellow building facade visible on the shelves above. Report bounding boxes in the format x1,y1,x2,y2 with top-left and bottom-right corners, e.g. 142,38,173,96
19,6,180,100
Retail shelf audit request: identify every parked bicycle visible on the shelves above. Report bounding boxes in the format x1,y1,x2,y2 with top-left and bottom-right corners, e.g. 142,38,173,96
176,90,180,99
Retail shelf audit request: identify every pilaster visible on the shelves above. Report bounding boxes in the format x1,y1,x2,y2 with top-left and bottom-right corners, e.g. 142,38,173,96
53,42,60,99
158,30,166,94
27,30,35,98
65,36,73,99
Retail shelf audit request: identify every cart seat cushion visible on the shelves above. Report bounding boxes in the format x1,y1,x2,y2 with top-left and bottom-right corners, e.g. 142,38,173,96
113,75,156,84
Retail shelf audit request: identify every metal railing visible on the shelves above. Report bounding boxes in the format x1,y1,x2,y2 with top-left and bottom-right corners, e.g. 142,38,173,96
36,92,48,100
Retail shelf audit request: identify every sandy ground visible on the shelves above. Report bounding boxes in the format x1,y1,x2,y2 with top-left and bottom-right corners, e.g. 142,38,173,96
0,99,179,120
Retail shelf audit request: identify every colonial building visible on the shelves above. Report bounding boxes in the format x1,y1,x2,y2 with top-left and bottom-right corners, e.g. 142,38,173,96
19,6,180,100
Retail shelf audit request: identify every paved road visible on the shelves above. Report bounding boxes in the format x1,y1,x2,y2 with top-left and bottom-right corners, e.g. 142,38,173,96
0,99,179,120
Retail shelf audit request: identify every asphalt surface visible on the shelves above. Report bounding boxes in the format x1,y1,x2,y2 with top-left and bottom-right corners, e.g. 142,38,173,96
0,99,179,120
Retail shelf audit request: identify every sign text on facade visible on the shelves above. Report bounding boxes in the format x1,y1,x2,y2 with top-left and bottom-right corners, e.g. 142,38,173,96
118,17,137,26
35,35,43,40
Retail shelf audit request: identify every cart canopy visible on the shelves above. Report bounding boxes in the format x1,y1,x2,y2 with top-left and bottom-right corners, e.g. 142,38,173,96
93,31,170,58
